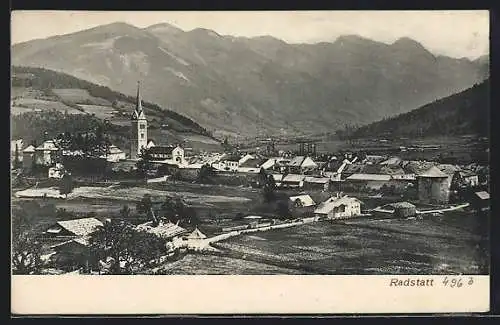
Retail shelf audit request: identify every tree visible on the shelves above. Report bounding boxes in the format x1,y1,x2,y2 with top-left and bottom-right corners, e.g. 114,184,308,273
198,163,215,184
136,194,153,216
136,147,153,179
276,200,290,218
13,143,21,169
120,205,131,219
12,213,43,275
88,219,166,275
59,173,73,198
263,174,277,202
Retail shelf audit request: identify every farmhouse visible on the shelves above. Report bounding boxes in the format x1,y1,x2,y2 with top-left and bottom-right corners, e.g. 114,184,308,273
49,237,96,271
44,218,104,239
314,195,362,220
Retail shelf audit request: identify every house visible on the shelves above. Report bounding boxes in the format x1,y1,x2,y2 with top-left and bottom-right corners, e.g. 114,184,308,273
22,145,36,171
212,153,241,172
314,195,362,220
271,174,284,187
102,145,126,162
416,166,450,204
401,161,437,180
35,140,61,166
281,174,306,188
238,154,255,166
237,157,268,174
44,218,104,239
49,237,96,271
48,163,66,179
380,156,403,166
135,219,188,240
303,176,330,191
363,155,387,165
345,173,392,190
260,158,278,170
472,191,490,211
436,164,462,189
289,195,316,208
148,145,187,167
287,156,317,174
453,170,480,188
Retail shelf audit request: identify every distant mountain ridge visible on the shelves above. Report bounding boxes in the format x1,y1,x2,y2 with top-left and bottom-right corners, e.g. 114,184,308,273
11,22,489,138
350,79,489,139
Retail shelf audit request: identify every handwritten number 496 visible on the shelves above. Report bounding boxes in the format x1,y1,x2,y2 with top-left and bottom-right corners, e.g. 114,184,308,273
442,277,474,287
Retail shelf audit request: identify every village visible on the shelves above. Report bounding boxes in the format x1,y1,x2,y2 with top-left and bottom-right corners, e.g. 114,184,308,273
11,83,490,275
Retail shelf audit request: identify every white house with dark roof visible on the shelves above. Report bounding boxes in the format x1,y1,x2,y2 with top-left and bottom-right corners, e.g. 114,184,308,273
314,195,362,220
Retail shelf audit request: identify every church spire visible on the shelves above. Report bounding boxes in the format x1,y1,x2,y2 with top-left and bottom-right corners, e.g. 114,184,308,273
132,81,146,120
135,81,143,114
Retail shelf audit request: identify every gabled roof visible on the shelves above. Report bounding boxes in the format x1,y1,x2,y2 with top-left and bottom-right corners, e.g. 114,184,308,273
36,140,59,151
401,161,437,175
22,145,35,153
417,166,448,178
380,157,402,165
49,218,104,237
346,173,392,181
304,176,330,184
136,220,187,239
475,191,490,200
288,156,306,167
436,164,461,176
282,174,306,182
289,195,316,207
185,227,207,240
272,174,283,182
314,195,362,214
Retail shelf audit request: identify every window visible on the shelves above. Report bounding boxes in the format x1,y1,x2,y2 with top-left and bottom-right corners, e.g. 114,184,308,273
140,133,144,139
140,124,145,129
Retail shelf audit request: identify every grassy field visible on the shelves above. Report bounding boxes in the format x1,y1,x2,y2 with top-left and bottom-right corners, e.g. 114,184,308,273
174,212,489,275
11,98,84,115
12,179,489,275
51,88,111,106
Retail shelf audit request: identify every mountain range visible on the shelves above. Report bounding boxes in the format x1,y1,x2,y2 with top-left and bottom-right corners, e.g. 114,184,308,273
11,22,489,138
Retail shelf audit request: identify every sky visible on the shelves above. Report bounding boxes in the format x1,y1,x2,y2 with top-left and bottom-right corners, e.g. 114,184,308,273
11,10,489,59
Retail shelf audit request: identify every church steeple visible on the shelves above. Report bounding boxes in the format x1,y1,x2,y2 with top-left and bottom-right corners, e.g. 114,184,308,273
130,80,148,159
132,81,146,120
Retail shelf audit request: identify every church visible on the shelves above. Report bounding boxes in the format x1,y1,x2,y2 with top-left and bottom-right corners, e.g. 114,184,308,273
130,82,186,167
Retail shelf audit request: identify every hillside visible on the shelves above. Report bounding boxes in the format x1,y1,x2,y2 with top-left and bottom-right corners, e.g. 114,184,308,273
10,66,221,152
11,22,489,138
350,79,490,139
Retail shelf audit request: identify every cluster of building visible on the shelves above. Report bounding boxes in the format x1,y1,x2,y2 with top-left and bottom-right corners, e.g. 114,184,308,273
41,213,208,273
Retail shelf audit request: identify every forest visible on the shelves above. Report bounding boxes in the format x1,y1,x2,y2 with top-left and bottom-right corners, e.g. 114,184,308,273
347,80,489,139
